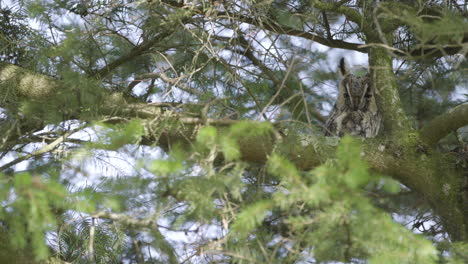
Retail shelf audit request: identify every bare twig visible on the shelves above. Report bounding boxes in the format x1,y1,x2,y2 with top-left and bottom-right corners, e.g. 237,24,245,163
89,217,96,263
257,57,297,120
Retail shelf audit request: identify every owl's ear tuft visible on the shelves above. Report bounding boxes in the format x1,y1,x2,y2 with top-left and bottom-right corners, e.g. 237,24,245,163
338,57,349,77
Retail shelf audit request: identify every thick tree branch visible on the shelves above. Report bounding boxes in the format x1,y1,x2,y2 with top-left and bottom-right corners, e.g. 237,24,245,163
368,47,412,137
362,142,466,241
420,103,468,146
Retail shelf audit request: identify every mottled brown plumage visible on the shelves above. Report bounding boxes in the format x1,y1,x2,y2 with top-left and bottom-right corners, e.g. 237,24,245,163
325,58,382,138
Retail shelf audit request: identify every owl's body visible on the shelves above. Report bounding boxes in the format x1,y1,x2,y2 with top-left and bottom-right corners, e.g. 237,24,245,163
325,58,382,138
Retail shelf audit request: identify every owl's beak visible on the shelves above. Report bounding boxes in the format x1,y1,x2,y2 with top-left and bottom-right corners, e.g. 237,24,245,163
352,97,360,111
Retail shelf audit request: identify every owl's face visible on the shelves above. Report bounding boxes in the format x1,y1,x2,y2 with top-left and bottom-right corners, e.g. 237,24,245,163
340,74,371,111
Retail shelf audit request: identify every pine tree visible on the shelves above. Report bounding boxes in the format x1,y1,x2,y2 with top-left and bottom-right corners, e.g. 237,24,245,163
0,0,467,263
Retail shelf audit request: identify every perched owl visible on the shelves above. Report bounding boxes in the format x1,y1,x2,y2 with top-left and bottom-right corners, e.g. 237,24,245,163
324,58,382,138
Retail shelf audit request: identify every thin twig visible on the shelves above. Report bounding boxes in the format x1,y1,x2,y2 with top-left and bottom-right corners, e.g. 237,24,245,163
89,217,96,263
0,129,77,172
257,57,297,120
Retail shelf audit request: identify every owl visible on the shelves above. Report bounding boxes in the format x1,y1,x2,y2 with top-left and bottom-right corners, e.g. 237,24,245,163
324,58,382,138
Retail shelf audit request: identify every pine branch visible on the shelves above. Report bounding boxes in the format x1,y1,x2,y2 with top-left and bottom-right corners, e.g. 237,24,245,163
90,30,176,79
310,0,367,33
159,0,367,53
